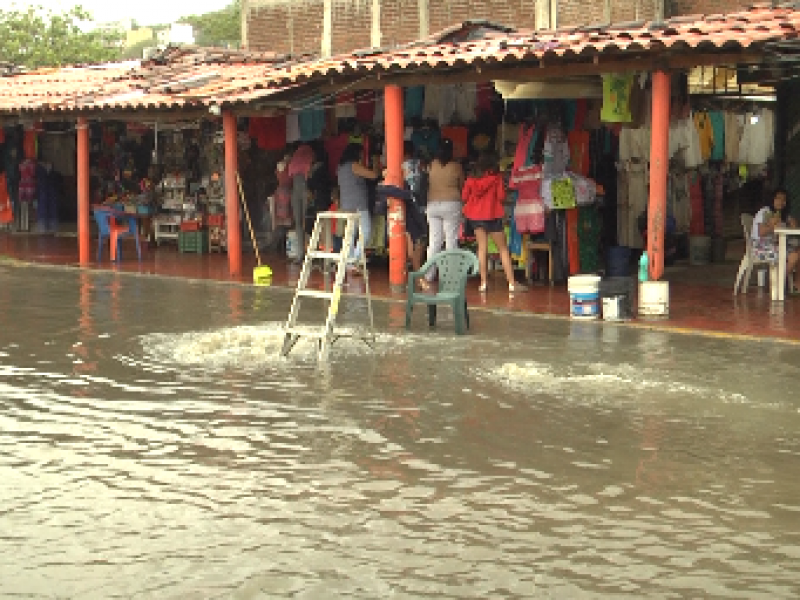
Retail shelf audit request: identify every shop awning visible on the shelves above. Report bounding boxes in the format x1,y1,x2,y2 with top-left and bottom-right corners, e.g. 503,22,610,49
493,79,602,99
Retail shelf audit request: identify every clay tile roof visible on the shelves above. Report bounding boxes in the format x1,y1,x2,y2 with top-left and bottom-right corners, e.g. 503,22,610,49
266,5,800,85
0,46,303,115
0,6,799,117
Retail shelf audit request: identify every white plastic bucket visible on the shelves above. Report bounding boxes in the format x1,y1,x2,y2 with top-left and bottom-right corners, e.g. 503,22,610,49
568,275,601,319
286,231,298,259
638,281,669,318
758,269,766,287
602,295,625,321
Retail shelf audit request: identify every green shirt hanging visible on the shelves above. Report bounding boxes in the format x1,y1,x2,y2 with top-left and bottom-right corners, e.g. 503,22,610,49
601,73,635,123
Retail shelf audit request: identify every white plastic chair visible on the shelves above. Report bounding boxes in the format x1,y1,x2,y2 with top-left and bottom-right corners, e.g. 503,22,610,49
733,213,778,299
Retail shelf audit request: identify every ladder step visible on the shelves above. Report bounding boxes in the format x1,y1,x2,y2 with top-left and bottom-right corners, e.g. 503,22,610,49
297,289,336,299
308,251,344,260
284,325,326,338
316,211,359,220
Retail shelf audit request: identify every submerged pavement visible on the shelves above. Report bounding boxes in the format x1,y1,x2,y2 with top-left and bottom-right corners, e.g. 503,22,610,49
2,232,800,343
0,263,799,598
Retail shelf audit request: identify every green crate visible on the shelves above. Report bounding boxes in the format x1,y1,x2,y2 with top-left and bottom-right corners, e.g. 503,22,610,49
179,230,209,254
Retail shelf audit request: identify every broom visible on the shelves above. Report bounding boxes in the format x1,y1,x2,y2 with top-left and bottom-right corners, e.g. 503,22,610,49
236,172,272,285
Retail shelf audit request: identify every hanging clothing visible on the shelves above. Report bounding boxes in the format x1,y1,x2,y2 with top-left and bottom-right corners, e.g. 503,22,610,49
542,127,570,178
453,83,477,123
618,127,651,162
440,125,469,159
566,208,580,276
411,127,441,162
567,129,591,176
600,73,635,123
355,90,376,124
423,85,455,125
577,206,601,273
551,177,577,210
285,112,301,143
274,162,293,227
509,164,545,234
298,99,325,142
688,171,705,235
287,144,314,179
496,122,521,155
693,111,714,161
18,158,36,204
249,115,286,151
334,93,357,119
670,171,691,234
708,111,725,161
724,111,744,163
512,124,536,173
404,86,425,119
738,109,774,166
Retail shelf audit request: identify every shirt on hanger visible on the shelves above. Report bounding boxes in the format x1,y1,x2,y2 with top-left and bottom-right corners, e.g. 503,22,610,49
724,111,744,163
693,112,714,161
299,99,325,142
404,86,425,119
355,90,376,124
440,125,469,159
286,112,301,143
708,111,725,161
335,93,357,119
601,73,635,123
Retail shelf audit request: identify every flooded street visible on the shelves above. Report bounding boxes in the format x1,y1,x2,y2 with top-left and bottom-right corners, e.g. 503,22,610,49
1,263,799,599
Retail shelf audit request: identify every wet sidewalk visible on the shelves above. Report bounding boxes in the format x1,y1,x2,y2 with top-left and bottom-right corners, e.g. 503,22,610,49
2,231,800,342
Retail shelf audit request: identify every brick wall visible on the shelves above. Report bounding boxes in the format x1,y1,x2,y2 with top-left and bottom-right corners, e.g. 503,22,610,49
380,0,420,50
428,0,536,34
668,0,754,18
245,0,756,56
247,0,324,56
331,1,372,54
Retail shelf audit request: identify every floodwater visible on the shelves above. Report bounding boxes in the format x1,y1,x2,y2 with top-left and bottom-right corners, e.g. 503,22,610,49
0,263,799,599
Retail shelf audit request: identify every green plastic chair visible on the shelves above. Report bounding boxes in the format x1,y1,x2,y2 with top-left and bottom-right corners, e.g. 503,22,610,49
405,249,479,335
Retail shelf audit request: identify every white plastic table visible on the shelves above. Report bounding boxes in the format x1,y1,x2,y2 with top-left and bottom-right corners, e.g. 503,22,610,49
775,226,800,301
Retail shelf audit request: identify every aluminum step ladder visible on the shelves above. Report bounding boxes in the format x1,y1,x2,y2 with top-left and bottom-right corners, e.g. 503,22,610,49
280,211,375,361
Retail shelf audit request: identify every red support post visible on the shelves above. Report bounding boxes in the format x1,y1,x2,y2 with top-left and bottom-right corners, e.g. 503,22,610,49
77,117,90,264
223,110,241,277
384,85,406,292
647,70,670,281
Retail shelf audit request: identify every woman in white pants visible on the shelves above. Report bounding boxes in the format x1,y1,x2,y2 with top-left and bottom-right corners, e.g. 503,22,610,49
422,138,464,290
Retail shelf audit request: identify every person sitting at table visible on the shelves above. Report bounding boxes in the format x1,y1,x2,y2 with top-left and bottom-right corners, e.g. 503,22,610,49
752,188,800,293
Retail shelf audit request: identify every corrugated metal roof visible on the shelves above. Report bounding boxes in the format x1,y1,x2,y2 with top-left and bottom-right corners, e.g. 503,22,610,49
0,5,798,117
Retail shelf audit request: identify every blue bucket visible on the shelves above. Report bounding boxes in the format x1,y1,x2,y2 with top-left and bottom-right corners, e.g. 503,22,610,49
607,246,631,277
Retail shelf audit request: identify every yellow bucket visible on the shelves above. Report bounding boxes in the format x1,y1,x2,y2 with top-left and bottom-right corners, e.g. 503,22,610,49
253,264,273,286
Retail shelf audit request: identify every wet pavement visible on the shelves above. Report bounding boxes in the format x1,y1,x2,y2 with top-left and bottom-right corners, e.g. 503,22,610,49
2,231,800,342
0,263,799,598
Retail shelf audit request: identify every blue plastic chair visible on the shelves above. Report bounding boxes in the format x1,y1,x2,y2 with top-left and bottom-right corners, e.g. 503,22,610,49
109,213,141,262
92,207,112,261
93,207,141,262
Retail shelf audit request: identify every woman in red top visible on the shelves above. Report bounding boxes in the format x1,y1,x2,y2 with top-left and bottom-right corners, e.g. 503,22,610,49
462,153,527,294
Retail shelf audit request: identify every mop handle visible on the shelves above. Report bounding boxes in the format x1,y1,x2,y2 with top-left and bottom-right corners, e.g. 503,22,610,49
236,172,261,267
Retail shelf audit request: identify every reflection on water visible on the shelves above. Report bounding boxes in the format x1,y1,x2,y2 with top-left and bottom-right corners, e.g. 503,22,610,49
1,264,799,598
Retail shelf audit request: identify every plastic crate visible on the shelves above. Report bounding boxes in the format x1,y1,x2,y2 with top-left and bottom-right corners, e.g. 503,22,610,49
178,230,208,253
207,214,224,228
180,220,202,232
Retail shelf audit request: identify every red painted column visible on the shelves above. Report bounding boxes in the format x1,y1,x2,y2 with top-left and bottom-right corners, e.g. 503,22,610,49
384,85,406,292
77,117,90,264
223,110,241,277
647,70,670,281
